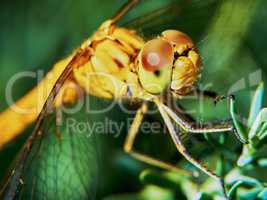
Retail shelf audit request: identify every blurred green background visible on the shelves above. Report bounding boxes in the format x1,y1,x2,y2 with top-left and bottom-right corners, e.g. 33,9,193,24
0,0,267,199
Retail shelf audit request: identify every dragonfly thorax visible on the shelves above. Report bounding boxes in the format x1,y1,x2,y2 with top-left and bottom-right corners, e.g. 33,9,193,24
73,21,146,100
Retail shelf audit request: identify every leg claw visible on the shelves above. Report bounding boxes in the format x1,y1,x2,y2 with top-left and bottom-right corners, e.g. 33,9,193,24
214,95,235,106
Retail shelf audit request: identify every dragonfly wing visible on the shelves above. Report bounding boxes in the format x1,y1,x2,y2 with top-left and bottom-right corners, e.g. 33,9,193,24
123,0,223,39
0,47,97,200
0,97,101,200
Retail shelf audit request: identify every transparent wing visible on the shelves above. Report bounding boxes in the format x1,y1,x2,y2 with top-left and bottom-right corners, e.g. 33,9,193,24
0,48,96,199
123,0,223,40
0,97,101,199
0,96,102,200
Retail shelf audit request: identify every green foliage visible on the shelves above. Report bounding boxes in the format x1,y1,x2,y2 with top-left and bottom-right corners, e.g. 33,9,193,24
235,83,266,166
224,83,267,199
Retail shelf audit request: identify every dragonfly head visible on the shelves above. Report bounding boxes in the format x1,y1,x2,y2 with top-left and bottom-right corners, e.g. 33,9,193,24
137,30,201,96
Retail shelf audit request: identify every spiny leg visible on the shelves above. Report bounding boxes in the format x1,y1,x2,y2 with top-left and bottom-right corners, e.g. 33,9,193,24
123,102,192,176
170,93,247,143
164,89,219,122
191,88,233,105
192,88,218,100
212,94,247,143
154,99,229,198
162,104,233,133
168,90,248,144
111,0,140,23
192,88,245,137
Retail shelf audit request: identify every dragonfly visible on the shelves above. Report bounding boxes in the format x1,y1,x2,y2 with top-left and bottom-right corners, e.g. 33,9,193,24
0,0,247,199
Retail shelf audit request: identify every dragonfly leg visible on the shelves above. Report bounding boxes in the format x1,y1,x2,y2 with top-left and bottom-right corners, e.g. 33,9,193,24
162,103,233,133
189,88,236,106
123,102,192,176
191,88,234,104
111,0,139,23
155,99,229,198
192,88,218,100
170,94,247,143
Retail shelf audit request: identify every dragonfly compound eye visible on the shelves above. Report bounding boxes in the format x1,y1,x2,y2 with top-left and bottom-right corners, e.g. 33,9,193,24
141,39,174,71
171,50,201,96
138,38,173,94
162,30,194,54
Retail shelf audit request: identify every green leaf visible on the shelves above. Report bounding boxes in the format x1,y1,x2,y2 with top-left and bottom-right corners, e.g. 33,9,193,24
227,174,263,188
194,192,213,200
104,194,141,200
249,108,267,139
228,180,243,199
258,159,267,167
257,188,267,199
230,97,248,142
228,179,264,199
141,185,175,200
139,169,182,192
237,145,256,167
252,122,267,148
248,82,264,128
239,188,263,200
